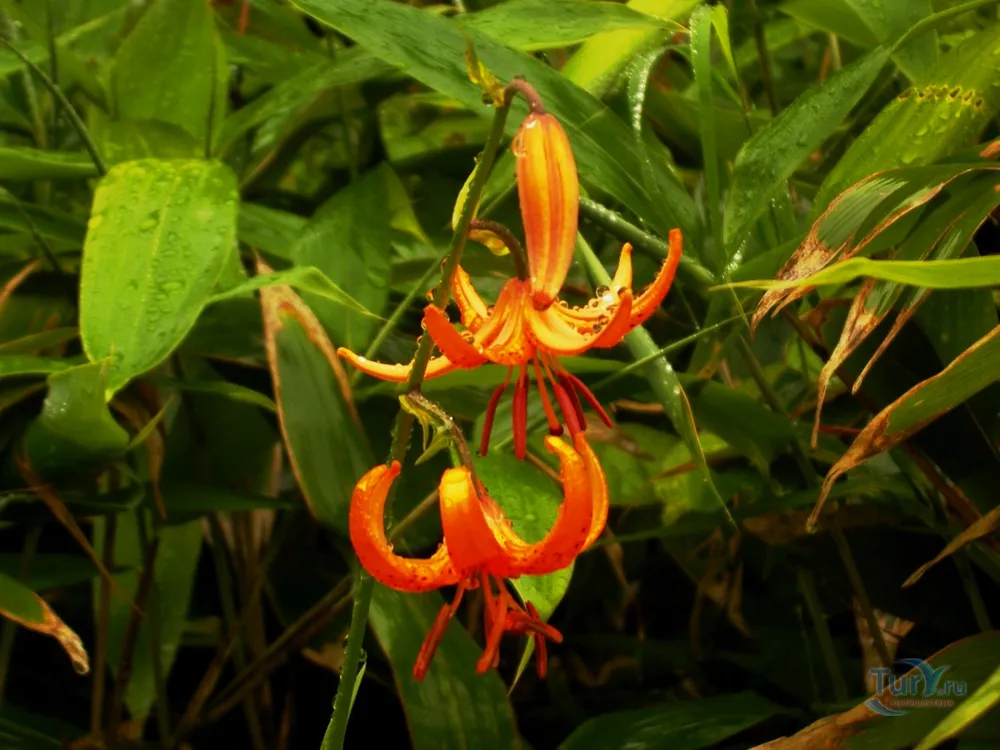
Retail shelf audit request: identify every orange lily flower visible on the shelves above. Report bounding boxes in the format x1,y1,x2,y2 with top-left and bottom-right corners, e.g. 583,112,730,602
349,433,608,680
337,111,683,457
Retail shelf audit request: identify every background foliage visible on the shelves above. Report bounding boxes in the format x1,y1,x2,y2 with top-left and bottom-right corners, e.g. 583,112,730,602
1,0,1000,748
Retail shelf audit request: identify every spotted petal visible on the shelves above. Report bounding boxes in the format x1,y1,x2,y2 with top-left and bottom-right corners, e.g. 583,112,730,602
349,462,460,592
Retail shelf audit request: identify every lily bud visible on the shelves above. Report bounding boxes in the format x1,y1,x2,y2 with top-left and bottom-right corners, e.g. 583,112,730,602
513,112,579,309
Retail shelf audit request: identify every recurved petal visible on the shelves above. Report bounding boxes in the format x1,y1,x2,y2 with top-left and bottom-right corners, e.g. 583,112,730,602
452,265,490,332
438,467,508,576
481,280,535,366
527,291,632,356
590,288,633,349
422,305,490,368
631,229,682,329
610,242,634,291
514,112,579,308
574,433,609,549
349,462,460,592
337,347,457,383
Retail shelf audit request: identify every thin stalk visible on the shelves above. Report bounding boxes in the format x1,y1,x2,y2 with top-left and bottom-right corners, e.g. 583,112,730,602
138,518,172,744
91,515,117,736
208,516,266,750
798,568,849,703
953,549,993,633
0,188,62,273
0,38,106,176
320,81,519,750
468,218,528,280
0,526,42,703
747,0,779,115
830,520,891,669
578,197,715,293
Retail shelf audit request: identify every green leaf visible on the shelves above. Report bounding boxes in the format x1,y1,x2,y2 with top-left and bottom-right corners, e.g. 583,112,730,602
0,570,88,675
368,585,519,750
0,704,85,749
23,363,130,478
561,0,700,97
150,377,277,413
730,254,1000,292
292,164,393,350
110,0,227,152
560,691,784,749
80,159,239,397
287,0,698,240
210,266,374,317
0,554,106,591
0,147,99,181
94,513,202,723
815,24,1000,212
218,47,393,154
261,284,373,532
459,0,664,51
96,119,204,166
916,664,1000,750
159,483,291,520
780,0,880,48
238,203,307,261
690,5,722,259
842,0,937,80
724,46,891,251
0,199,86,247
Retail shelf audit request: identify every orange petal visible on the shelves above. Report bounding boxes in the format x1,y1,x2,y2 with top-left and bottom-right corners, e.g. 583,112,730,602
438,467,508,575
574,433,609,549
631,229,682,329
336,346,457,382
474,435,594,577
452,265,490,332
423,305,490,368
349,462,460,592
591,288,633,349
513,112,579,308
610,242,634,291
480,279,535,366
527,292,632,356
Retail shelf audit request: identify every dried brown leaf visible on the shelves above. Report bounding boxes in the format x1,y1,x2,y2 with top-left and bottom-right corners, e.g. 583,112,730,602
904,505,1000,587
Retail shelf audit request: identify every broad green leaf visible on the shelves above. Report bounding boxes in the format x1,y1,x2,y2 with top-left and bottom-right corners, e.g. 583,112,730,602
378,93,493,168
261,280,373,532
0,571,88,675
724,46,891,251
238,203,306,260
368,585,519,750
815,24,1000,212
0,328,79,356
780,0,880,48
561,0,699,97
151,377,277,413
287,0,698,240
560,691,784,750
219,47,393,153
80,159,238,397
690,5,722,258
94,513,202,724
23,363,130,478
916,663,1000,750
96,119,203,166
292,164,393,350
459,0,664,51
110,0,227,152
842,0,937,80
0,148,98,181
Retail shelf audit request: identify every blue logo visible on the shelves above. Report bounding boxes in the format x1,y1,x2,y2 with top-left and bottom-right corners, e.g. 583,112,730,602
866,659,967,716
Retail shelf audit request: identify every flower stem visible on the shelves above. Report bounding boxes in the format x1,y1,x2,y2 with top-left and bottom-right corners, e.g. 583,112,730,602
320,87,515,750
469,218,528,280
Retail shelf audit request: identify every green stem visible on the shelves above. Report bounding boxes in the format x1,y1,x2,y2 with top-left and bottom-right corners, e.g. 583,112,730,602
578,197,715,293
320,82,516,750
0,37,106,176
747,0,779,115
468,218,528,280
798,568,849,703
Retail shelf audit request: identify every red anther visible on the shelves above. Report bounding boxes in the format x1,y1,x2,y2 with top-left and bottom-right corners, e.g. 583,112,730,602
480,371,512,456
